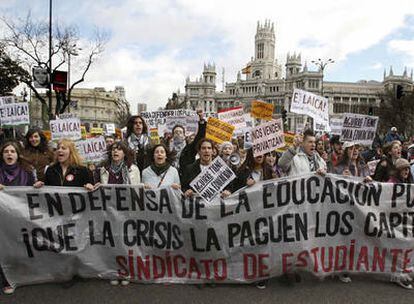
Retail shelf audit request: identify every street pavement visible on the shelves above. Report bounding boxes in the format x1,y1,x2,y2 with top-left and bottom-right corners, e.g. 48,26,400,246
1,273,413,304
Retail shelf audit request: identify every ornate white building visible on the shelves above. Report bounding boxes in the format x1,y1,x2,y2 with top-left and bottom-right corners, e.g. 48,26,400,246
166,20,414,131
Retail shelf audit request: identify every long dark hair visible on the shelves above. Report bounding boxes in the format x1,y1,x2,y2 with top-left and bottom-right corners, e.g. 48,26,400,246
126,115,148,138
0,141,33,172
102,141,136,168
25,127,49,153
239,149,273,180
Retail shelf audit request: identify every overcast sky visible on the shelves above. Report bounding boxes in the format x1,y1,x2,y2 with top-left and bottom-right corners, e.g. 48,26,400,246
2,0,414,112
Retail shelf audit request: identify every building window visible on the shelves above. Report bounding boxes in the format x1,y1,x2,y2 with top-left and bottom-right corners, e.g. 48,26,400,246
257,43,264,59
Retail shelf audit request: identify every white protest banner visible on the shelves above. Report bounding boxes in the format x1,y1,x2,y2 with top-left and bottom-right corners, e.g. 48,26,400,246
251,119,285,157
58,113,78,120
340,113,379,146
291,89,329,123
1,174,414,288
243,127,252,149
218,106,246,130
0,102,30,126
0,96,16,105
105,123,116,135
330,117,343,135
185,115,199,135
190,157,236,202
165,116,187,136
295,122,305,134
313,120,331,133
75,136,107,163
141,109,197,132
50,117,81,140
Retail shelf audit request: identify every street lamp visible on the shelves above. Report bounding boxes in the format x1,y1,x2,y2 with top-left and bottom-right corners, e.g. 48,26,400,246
63,43,81,112
311,58,334,96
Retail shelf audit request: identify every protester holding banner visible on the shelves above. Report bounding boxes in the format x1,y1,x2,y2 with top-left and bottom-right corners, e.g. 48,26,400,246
264,151,284,179
181,138,231,198
0,141,37,295
278,129,327,176
99,142,140,187
125,115,150,172
332,142,371,180
387,158,413,184
23,127,54,182
38,139,94,189
373,140,402,182
326,135,343,172
142,144,180,189
232,149,272,192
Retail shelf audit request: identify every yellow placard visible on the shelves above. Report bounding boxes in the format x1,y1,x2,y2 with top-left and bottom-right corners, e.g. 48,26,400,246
206,117,235,144
150,128,160,145
90,127,103,135
115,128,123,140
251,100,274,120
81,126,87,139
43,130,52,142
275,132,295,152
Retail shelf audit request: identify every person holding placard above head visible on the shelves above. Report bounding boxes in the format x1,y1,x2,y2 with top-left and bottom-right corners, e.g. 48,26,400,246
98,141,140,286
23,127,54,182
142,144,180,190
181,138,231,199
34,139,95,189
125,115,150,172
0,141,37,295
278,129,327,177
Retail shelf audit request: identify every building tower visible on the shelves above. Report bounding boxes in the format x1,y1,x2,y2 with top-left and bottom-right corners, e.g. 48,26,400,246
285,52,302,79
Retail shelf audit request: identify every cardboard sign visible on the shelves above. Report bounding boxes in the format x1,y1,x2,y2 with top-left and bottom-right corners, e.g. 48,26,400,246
313,120,331,133
90,128,103,135
291,89,329,124
251,119,285,157
75,136,107,163
105,123,116,135
206,117,235,144
190,156,236,202
141,109,197,132
0,102,30,126
150,128,160,145
340,113,379,146
276,132,295,153
50,117,81,141
368,159,380,176
251,100,274,121
330,117,343,136
218,106,246,130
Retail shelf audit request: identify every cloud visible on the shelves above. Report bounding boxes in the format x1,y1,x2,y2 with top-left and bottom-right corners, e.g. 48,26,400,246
388,39,414,65
3,0,414,111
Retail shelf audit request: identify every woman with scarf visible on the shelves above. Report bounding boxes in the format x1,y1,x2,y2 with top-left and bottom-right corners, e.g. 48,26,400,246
169,125,187,170
23,127,54,182
125,115,150,172
0,141,36,295
333,142,371,180
99,141,140,286
142,144,180,189
99,142,141,187
264,150,284,179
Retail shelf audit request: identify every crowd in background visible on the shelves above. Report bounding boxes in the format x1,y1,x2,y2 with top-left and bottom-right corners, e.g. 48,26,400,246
1,111,414,294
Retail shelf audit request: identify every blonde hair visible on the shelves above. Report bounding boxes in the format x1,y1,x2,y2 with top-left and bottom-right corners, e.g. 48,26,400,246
56,139,83,167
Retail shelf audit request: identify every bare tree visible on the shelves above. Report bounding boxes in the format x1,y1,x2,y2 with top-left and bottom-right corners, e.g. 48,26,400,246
115,97,131,128
0,12,107,123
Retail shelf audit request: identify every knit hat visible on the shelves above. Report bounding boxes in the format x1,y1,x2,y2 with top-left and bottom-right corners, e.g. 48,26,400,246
395,158,410,170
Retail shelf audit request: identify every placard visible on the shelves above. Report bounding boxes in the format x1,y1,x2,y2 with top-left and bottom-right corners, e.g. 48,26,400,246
206,117,235,144
340,113,379,146
251,119,285,157
291,89,329,124
50,117,81,140
251,100,274,121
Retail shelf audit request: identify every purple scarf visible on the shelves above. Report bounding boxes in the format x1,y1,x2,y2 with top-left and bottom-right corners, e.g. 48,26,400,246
0,163,29,186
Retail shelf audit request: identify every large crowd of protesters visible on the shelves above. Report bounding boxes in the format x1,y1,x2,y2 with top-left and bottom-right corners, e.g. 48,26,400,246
1,111,414,294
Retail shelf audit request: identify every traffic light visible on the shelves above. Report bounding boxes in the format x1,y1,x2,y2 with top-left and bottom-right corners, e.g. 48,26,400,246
282,109,288,126
368,107,373,116
396,85,404,99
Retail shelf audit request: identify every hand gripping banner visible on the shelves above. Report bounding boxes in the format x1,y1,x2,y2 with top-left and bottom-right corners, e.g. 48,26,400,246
0,173,414,288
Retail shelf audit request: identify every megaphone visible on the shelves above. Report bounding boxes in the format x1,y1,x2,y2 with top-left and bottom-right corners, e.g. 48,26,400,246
229,153,241,166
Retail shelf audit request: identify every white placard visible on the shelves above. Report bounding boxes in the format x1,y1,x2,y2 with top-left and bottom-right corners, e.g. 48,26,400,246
190,157,236,203
251,119,285,157
0,102,30,126
50,117,82,141
291,89,329,124
330,117,343,135
105,123,116,135
218,106,246,130
75,136,107,163
0,96,16,106
340,113,379,146
141,109,197,132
